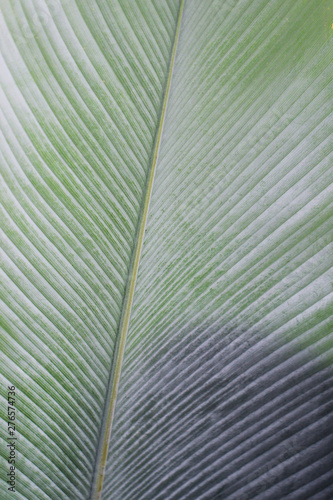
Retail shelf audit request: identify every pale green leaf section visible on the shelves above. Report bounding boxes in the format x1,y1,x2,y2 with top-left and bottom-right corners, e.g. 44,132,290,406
0,0,181,498
104,0,333,499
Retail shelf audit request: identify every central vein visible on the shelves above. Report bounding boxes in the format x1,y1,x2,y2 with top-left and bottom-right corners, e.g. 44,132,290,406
90,1,185,498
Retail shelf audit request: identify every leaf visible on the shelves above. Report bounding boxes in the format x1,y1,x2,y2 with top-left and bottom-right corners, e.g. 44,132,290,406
0,0,332,499
0,0,181,497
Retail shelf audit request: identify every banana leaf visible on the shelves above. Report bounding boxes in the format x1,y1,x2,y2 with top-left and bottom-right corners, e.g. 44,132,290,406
0,0,332,498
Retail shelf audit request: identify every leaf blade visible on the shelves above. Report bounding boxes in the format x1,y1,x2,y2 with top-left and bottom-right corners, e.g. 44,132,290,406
103,0,333,498
0,0,181,497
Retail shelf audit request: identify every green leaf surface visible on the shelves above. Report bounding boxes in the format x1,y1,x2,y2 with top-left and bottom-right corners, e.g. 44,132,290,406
0,0,181,498
0,0,332,499
104,0,333,498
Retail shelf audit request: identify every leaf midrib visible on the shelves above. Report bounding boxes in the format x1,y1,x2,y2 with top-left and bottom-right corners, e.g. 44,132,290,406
90,1,185,498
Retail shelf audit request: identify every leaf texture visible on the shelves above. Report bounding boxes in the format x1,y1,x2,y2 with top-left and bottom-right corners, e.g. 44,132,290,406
103,0,333,499
0,0,181,498
0,0,333,499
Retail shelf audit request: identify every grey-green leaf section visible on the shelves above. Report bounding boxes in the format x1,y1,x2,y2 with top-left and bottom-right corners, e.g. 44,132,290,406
0,0,332,499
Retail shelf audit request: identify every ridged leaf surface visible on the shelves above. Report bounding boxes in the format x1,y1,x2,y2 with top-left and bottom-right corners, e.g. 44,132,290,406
0,0,181,498
0,0,332,499
104,1,333,499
